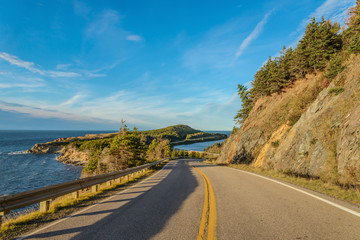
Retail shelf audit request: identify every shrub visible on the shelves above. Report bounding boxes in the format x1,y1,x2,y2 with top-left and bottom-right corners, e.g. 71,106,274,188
323,55,346,82
271,140,280,148
328,87,345,95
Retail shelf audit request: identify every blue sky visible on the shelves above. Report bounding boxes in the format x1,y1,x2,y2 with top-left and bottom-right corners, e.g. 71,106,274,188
0,0,355,131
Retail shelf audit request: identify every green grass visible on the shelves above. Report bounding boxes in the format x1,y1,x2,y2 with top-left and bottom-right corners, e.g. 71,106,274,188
328,87,345,95
229,164,360,205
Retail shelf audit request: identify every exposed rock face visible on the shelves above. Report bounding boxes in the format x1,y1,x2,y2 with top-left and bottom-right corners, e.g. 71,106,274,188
26,143,63,154
218,55,360,186
27,143,90,166
57,146,90,166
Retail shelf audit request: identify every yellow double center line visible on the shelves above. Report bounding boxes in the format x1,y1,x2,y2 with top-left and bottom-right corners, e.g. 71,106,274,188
188,162,217,240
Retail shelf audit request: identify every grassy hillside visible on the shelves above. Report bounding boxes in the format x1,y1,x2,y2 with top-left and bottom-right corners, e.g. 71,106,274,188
140,124,201,141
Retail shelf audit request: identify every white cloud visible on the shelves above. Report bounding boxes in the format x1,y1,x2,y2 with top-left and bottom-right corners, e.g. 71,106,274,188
84,72,107,78
60,94,84,106
235,11,272,59
85,9,122,37
55,63,72,70
126,34,143,42
47,70,82,78
310,0,355,24
0,76,45,89
0,100,112,124
0,51,44,75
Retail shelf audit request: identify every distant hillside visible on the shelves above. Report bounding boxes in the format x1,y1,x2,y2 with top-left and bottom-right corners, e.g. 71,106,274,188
140,124,201,141
140,124,227,143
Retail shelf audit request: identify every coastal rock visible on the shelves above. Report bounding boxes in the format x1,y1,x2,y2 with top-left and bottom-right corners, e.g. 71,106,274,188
26,143,63,154
57,146,90,166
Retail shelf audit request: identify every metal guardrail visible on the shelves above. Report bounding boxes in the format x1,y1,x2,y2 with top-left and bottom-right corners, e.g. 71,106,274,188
0,158,171,224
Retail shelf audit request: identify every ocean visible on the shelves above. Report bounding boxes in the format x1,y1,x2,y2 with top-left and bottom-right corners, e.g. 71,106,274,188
175,131,231,151
0,130,115,196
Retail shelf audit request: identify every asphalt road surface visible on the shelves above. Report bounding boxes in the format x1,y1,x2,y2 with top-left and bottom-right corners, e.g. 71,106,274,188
19,159,360,240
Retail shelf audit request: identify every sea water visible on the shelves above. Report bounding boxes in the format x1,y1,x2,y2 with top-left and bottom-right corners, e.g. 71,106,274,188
0,130,115,195
175,131,230,151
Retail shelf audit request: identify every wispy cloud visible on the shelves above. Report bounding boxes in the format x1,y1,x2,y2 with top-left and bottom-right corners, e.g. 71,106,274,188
85,9,122,37
60,94,85,107
309,0,355,24
0,75,46,89
126,34,143,42
47,70,81,78
235,11,272,59
0,100,113,124
0,50,110,81
0,51,45,75
55,63,72,70
83,72,107,78
182,18,245,71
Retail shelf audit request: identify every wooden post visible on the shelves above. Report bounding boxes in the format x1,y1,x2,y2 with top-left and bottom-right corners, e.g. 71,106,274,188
40,200,51,212
72,191,79,199
92,184,99,193
106,180,111,187
0,210,10,226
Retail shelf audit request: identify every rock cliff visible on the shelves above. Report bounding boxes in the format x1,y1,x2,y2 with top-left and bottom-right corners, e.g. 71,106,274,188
218,55,360,187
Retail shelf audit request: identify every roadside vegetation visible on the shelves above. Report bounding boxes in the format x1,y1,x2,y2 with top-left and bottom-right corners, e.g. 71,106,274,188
203,142,223,154
234,1,360,125
229,164,360,205
205,160,360,206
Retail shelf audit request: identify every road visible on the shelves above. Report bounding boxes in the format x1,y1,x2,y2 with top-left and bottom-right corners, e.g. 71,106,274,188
19,159,360,239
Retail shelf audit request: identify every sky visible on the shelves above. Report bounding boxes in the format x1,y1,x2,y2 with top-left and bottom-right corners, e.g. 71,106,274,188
0,0,356,131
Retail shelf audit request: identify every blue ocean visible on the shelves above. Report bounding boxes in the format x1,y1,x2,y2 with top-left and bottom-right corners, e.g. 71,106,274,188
175,131,230,151
0,130,115,196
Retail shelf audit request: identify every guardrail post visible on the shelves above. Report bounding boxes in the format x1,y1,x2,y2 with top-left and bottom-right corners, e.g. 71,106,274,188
40,200,51,212
72,191,79,199
0,210,10,226
106,180,111,187
92,184,99,193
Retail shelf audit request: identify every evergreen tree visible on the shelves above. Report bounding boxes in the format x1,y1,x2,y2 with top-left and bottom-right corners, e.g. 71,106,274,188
294,17,341,76
109,130,146,168
344,0,360,53
234,84,253,124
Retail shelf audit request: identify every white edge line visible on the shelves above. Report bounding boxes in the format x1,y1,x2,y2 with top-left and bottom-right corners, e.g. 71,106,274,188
228,167,360,218
17,161,171,240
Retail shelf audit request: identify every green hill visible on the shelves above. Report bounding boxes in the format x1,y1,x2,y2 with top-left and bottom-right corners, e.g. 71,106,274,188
140,124,201,141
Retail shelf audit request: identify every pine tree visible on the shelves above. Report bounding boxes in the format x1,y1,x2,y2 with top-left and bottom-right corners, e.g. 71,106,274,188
344,0,360,53
294,17,341,75
234,84,253,124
